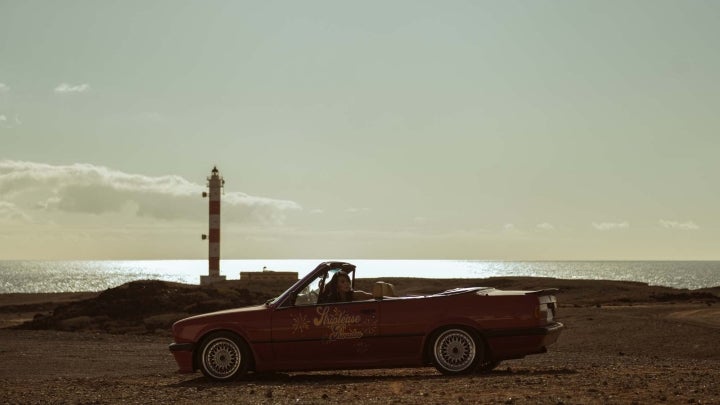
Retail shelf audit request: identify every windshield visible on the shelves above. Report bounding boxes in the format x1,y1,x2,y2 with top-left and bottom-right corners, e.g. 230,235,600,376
294,268,349,306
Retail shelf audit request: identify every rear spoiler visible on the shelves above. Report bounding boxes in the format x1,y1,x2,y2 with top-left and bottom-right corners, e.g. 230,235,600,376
525,288,559,296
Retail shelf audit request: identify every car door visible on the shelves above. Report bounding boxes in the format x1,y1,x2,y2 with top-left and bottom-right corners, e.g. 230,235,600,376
271,299,379,370
270,268,379,370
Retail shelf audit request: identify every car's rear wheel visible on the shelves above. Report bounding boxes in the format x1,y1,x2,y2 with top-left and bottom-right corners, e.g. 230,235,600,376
198,331,249,381
431,328,482,375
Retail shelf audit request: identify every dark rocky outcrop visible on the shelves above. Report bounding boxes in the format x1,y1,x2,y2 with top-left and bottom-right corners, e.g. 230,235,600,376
15,279,290,335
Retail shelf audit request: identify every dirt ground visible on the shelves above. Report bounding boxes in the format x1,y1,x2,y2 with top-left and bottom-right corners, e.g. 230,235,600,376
1,279,719,404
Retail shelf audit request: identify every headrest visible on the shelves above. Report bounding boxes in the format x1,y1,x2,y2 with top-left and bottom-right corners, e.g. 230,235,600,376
372,281,396,299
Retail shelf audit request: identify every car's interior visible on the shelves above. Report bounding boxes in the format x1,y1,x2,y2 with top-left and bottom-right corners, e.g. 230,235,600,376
293,268,398,306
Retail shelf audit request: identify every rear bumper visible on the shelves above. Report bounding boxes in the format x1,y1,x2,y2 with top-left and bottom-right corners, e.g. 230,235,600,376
485,322,564,338
169,342,195,373
485,322,564,360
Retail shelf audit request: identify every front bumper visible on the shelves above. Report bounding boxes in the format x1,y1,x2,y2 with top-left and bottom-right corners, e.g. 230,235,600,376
169,342,195,373
169,342,194,352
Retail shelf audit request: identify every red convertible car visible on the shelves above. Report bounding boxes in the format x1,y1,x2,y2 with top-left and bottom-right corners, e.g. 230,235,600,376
169,261,563,381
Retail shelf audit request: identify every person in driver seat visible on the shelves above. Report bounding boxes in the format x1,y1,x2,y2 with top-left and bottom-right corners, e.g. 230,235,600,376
318,271,373,303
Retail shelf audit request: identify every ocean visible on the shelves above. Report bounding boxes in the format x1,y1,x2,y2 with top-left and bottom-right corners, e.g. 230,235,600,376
1,260,719,294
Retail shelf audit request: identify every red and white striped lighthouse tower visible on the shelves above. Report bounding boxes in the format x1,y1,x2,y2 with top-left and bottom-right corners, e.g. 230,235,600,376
200,166,226,285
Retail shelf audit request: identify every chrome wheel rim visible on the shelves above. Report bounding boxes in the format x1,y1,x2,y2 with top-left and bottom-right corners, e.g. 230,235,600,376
202,337,241,379
434,329,476,372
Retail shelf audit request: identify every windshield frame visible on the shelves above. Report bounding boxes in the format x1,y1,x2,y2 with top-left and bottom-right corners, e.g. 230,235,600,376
270,261,356,308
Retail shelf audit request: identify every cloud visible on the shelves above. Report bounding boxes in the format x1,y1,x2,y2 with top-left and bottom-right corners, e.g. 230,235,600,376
0,201,32,222
0,83,9,93
54,83,91,94
659,220,699,230
0,114,21,129
0,160,301,225
592,221,629,231
223,191,301,224
536,222,555,231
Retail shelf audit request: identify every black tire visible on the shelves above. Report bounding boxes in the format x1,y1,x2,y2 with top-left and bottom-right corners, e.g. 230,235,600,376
198,331,250,381
431,327,483,375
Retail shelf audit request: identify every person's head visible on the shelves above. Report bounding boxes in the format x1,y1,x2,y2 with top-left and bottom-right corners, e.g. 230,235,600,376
324,270,352,301
335,271,351,294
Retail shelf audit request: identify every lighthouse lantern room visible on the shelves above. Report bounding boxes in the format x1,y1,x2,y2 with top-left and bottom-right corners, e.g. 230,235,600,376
200,166,227,285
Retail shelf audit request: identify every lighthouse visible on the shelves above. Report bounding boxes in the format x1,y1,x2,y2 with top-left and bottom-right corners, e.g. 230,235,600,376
200,166,227,285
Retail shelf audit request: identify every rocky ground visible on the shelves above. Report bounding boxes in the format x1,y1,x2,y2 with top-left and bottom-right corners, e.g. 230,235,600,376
1,277,719,404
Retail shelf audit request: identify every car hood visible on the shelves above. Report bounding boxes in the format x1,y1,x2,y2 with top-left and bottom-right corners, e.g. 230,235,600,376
176,304,268,325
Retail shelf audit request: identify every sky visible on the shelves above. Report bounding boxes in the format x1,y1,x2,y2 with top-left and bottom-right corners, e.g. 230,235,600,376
1,0,718,260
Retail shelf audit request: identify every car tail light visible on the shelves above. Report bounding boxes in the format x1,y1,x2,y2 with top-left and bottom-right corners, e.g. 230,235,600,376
546,302,557,321
535,302,557,322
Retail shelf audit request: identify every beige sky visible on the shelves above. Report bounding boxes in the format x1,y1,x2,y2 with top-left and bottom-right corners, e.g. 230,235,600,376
1,1,718,260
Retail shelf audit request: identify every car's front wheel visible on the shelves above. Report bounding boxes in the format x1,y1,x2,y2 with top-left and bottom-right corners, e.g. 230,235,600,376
198,331,249,381
431,327,483,375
